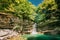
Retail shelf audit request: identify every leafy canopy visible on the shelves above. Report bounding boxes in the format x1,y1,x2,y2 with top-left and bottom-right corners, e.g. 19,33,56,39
0,0,36,21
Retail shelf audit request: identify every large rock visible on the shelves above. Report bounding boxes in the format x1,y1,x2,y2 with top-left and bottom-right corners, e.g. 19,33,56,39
0,29,19,40
0,12,20,28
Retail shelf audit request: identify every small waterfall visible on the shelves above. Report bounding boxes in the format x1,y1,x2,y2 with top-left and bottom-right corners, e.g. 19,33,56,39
31,23,37,34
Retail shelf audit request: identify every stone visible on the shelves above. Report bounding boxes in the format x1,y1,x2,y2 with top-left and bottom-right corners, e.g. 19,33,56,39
0,12,20,28
0,29,19,40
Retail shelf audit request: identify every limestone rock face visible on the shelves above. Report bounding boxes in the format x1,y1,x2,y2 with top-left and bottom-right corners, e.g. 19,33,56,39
0,29,19,40
0,12,20,28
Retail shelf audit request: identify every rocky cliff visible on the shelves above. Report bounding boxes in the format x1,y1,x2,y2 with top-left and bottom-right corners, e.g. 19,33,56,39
0,12,20,28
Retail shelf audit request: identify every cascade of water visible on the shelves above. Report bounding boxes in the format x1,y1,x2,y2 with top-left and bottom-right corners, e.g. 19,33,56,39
31,23,37,34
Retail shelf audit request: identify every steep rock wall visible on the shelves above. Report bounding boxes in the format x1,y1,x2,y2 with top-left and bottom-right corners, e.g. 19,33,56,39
0,12,20,28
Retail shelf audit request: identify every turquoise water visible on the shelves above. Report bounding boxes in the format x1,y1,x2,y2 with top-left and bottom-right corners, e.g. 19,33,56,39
22,34,60,40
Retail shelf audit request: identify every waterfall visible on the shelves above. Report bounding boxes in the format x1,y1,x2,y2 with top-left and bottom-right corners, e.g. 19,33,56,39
31,23,37,34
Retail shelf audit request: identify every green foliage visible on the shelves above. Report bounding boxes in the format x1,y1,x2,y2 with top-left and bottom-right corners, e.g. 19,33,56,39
7,0,36,20
0,0,36,21
37,0,60,30
37,0,57,19
0,0,14,10
34,13,46,23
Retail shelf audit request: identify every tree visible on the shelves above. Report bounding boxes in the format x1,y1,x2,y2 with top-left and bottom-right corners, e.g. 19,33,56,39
0,0,14,11
0,0,36,21
37,0,60,30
